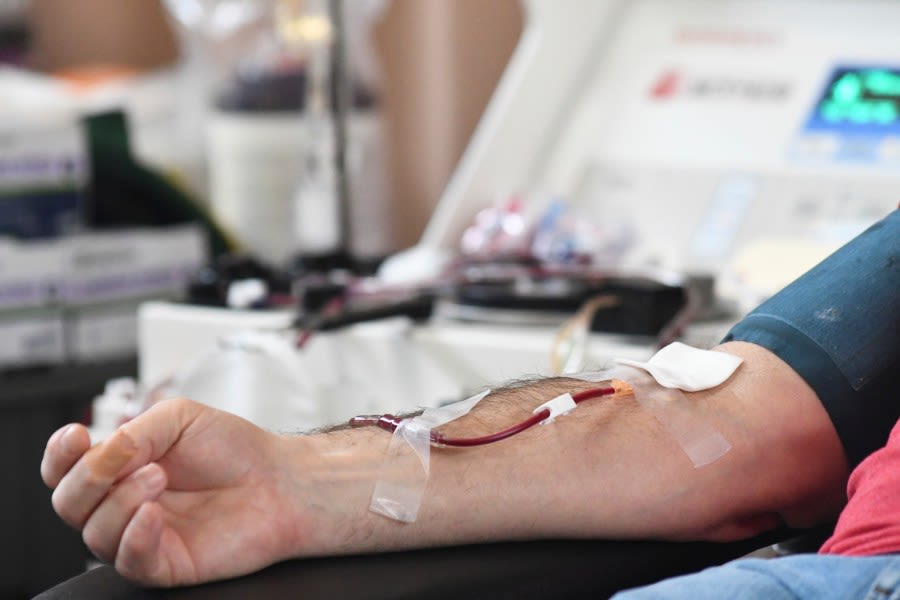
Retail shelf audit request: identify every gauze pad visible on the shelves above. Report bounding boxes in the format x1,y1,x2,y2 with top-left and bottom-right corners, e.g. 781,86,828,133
615,342,743,392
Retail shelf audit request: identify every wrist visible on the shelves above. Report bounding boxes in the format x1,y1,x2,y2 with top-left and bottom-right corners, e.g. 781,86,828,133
274,427,395,557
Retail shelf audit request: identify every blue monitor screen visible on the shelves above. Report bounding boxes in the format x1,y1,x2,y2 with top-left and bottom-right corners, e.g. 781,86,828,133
806,66,900,136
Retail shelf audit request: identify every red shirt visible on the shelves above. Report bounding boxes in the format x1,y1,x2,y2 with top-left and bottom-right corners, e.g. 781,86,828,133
820,418,900,556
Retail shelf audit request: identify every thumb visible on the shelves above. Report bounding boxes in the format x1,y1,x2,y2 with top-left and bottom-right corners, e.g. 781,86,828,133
118,398,208,473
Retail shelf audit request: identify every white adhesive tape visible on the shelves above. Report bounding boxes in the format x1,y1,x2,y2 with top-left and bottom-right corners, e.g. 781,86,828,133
533,393,576,425
369,390,490,523
608,365,732,467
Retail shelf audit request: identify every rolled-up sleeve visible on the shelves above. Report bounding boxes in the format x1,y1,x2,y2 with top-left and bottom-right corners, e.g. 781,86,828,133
723,210,900,467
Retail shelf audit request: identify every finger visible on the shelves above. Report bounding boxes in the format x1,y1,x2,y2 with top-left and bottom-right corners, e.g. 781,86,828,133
52,429,139,528
52,398,205,531
116,501,170,586
118,397,206,467
82,463,168,564
41,424,91,489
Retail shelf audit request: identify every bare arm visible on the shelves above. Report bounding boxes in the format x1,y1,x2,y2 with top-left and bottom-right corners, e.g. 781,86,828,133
288,341,848,555
41,341,848,586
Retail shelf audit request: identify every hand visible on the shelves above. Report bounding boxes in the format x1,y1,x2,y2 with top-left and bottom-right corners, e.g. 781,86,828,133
41,398,307,586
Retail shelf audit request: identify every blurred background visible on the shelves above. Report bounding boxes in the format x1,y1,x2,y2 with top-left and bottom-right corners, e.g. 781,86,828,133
9,0,522,256
4,0,900,596
0,1,521,595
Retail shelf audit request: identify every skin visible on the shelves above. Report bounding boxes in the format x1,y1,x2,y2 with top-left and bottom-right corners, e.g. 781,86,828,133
41,341,849,587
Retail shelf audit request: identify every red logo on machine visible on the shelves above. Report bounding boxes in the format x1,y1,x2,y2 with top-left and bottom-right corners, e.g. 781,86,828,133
650,70,681,99
648,69,790,102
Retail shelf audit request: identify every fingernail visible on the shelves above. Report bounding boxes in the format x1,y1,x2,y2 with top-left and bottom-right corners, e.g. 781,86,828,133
60,425,79,454
143,467,166,491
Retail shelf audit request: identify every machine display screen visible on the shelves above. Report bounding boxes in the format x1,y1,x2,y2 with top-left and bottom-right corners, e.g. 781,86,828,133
806,66,900,135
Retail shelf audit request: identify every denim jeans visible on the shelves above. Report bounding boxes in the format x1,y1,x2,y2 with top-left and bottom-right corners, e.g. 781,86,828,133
613,555,900,600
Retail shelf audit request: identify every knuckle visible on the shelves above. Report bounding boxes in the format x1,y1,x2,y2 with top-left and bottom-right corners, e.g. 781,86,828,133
82,526,113,563
81,469,106,490
115,541,147,583
109,477,145,511
41,442,70,488
115,560,141,584
168,396,197,413
145,396,194,422
158,396,182,409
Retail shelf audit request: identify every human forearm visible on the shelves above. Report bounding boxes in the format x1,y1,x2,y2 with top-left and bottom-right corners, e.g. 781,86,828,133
41,339,849,586
277,340,850,559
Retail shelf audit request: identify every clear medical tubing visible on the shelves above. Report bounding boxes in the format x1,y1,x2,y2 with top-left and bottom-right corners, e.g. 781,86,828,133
362,385,620,522
349,384,618,448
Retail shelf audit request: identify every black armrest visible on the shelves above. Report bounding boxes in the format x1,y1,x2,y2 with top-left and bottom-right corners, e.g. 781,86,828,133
36,529,799,600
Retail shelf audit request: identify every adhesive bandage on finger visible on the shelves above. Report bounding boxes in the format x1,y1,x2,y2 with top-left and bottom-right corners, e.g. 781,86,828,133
83,429,138,480
369,390,490,523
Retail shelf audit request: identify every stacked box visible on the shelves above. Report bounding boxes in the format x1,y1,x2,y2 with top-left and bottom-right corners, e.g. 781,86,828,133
0,225,208,368
59,225,208,362
0,237,65,368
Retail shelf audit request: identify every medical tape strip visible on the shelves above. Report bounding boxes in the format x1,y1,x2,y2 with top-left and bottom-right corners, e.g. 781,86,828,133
369,390,490,523
572,366,732,467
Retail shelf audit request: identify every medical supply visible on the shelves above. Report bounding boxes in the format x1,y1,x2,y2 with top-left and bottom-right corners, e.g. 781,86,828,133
615,342,743,392
349,343,742,523
617,365,732,467
367,389,490,523
551,293,620,374
201,0,333,266
226,278,269,309
439,266,690,340
285,0,343,258
351,385,618,447
294,292,434,338
0,109,87,238
355,384,622,522
460,198,530,260
0,235,65,368
62,225,208,362
0,225,205,370
533,393,576,424
572,342,741,466
84,428,138,479
530,199,635,266
208,108,308,265
357,363,730,523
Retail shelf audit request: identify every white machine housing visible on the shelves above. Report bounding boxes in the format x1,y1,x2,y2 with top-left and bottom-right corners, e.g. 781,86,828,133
140,0,900,431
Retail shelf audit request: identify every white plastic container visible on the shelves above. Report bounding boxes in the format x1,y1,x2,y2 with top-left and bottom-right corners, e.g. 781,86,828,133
207,109,308,266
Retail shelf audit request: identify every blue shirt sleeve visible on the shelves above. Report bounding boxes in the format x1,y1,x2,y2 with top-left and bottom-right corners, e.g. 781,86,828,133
722,210,900,467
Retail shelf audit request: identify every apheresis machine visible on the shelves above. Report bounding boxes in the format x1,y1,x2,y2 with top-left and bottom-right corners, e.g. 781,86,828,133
136,0,900,434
